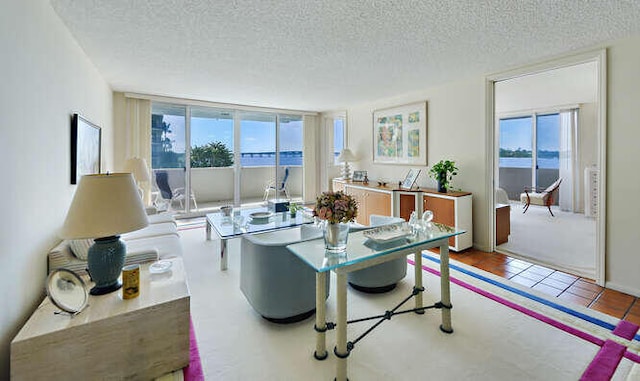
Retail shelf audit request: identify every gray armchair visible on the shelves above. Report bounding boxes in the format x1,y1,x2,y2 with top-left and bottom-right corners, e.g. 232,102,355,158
240,225,328,323
348,215,408,293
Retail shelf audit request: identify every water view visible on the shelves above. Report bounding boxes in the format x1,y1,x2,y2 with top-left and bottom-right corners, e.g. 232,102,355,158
499,157,559,169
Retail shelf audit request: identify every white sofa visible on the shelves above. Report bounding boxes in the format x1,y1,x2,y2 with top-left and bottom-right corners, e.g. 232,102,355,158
48,213,182,275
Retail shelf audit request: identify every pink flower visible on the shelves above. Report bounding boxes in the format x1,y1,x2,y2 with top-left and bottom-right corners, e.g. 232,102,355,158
313,191,358,224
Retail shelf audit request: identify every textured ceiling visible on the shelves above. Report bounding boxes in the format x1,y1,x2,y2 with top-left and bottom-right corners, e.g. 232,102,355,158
50,0,640,112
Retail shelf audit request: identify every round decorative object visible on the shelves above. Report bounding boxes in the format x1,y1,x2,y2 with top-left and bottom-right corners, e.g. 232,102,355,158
249,211,274,224
323,222,350,253
149,260,173,274
46,268,88,314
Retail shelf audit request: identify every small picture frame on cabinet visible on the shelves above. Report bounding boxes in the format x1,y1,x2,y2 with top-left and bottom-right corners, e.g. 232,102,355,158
352,170,367,182
401,168,421,190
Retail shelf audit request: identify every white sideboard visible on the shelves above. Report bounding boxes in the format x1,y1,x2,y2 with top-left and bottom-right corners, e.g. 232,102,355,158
332,178,473,251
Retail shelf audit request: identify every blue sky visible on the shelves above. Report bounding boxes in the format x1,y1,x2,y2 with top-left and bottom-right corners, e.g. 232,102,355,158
162,115,303,153
499,114,559,151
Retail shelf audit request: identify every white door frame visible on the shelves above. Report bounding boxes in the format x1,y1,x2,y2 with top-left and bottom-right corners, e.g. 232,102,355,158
485,49,607,285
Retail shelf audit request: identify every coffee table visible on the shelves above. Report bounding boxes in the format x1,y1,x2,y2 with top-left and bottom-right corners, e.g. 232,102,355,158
287,223,464,381
206,208,314,270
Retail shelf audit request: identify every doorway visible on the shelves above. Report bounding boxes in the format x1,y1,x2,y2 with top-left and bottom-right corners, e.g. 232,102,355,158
488,51,606,284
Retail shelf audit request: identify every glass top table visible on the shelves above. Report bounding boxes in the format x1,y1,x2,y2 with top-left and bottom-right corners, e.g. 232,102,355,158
287,223,464,381
287,223,462,273
205,207,315,270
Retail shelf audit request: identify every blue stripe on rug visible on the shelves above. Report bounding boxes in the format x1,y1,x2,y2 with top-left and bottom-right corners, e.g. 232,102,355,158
421,253,640,343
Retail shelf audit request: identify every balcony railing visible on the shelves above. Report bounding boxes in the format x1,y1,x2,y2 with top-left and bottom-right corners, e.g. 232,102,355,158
151,166,303,213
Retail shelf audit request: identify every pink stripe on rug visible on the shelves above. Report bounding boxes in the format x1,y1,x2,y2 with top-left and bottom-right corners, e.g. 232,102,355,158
612,320,639,340
184,319,205,381
625,350,640,363
407,259,605,347
580,340,626,381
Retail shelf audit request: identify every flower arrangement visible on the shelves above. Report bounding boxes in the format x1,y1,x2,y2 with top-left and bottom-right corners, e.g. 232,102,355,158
314,191,358,224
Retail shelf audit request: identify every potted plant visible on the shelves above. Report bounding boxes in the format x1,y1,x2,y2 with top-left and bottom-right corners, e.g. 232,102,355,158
287,202,304,217
429,160,458,193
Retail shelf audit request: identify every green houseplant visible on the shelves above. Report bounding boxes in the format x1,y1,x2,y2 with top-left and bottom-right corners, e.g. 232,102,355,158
287,202,304,217
429,160,458,193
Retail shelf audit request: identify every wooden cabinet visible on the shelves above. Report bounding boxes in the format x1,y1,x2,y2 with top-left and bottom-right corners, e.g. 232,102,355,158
333,179,392,225
496,204,510,245
333,179,346,193
423,191,472,251
397,189,473,252
331,179,473,251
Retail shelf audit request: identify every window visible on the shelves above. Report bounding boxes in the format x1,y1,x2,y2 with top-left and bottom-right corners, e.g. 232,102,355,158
150,101,307,213
333,117,345,163
151,103,186,169
190,107,234,168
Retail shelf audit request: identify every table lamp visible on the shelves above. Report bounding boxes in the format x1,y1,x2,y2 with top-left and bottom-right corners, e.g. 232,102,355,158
61,173,149,295
124,157,151,198
337,148,357,180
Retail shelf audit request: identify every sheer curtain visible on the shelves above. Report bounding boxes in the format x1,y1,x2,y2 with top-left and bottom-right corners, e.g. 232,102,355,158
558,109,579,212
116,95,153,205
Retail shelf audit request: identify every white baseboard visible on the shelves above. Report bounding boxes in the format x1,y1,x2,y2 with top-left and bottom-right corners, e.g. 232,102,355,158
604,281,640,298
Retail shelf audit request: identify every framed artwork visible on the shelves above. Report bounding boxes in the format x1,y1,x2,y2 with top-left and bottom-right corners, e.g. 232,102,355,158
373,101,427,165
70,113,101,184
401,168,421,190
352,170,367,182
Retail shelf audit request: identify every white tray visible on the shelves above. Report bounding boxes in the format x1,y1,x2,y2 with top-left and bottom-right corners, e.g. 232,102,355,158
363,225,410,243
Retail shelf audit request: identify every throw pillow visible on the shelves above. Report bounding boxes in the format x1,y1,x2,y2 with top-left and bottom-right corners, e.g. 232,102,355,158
69,239,93,260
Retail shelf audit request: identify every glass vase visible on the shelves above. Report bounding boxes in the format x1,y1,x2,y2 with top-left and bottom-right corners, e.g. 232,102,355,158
323,221,349,253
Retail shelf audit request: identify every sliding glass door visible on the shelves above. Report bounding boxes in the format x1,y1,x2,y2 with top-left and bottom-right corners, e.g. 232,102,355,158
535,113,560,190
190,107,235,208
151,102,305,214
498,113,560,201
498,116,533,200
151,103,188,213
240,112,276,205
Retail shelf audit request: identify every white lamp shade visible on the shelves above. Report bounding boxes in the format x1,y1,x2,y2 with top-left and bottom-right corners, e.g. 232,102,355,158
337,148,357,162
124,157,151,183
61,173,149,239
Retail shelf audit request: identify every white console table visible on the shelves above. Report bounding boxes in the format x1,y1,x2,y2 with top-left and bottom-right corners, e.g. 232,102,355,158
11,257,190,380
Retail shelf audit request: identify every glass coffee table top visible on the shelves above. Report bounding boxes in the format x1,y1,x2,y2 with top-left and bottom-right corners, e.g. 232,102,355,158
206,207,315,239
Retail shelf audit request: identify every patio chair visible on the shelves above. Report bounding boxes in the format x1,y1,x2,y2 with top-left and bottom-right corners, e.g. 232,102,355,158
154,170,198,210
263,167,290,200
520,178,562,216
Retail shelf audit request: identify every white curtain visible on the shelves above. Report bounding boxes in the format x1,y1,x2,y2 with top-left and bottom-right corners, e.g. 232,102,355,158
303,114,319,202
558,109,579,212
116,94,152,205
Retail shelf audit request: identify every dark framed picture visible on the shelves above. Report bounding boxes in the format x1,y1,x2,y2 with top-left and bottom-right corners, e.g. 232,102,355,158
352,170,367,182
401,168,421,190
70,113,101,184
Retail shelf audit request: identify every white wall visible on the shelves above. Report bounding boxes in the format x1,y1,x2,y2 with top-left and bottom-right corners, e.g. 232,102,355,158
343,36,640,297
344,78,490,250
605,36,640,295
0,1,112,378
495,61,598,114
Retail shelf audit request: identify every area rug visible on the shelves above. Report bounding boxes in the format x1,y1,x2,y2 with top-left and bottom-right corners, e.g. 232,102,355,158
178,227,639,380
413,253,640,380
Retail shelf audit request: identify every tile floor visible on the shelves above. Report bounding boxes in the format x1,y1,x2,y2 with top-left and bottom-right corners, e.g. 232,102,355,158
449,249,640,325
